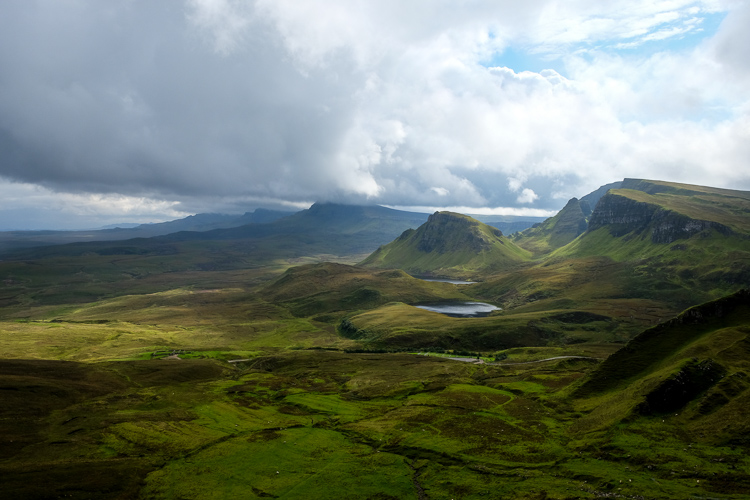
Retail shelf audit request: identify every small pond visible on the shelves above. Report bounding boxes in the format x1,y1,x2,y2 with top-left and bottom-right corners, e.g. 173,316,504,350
419,278,476,285
415,301,500,318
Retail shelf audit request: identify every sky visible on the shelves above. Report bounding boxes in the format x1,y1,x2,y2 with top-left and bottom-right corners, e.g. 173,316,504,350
0,0,748,230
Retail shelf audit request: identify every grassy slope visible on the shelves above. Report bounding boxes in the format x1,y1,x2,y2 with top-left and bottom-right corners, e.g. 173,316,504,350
2,343,749,499
0,263,473,361
1,272,749,498
512,198,589,256
555,184,750,303
574,289,750,398
480,180,750,334
622,178,750,201
561,290,750,492
361,212,531,278
342,302,544,350
260,262,470,317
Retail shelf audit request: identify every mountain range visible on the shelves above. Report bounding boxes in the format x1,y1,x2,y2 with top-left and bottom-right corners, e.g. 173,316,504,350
0,208,293,254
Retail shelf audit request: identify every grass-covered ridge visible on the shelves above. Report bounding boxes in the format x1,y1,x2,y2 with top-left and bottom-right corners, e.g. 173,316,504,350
568,289,750,447
361,211,531,279
512,197,591,256
575,289,750,398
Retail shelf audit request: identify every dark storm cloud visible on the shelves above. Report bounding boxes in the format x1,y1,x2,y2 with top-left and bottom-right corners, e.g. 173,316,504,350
0,1,362,201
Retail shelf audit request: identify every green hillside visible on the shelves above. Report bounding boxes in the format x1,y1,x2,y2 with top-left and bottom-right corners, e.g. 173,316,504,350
513,178,750,260
512,197,591,256
360,211,531,279
458,180,750,347
570,289,750,441
260,262,469,317
554,180,750,299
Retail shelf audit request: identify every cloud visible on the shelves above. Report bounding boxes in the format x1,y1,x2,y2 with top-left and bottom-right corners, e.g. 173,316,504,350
186,0,254,56
708,1,750,82
0,1,747,228
0,180,189,230
517,188,539,204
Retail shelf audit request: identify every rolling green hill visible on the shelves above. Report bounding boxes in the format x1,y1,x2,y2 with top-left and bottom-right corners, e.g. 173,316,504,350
512,178,750,261
576,289,750,397
360,211,531,279
260,262,469,317
570,178,750,246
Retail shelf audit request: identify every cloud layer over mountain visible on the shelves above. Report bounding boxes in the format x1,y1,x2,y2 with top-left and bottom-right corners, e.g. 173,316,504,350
0,0,748,228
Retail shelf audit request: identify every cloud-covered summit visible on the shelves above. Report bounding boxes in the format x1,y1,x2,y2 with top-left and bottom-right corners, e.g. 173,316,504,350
0,0,748,229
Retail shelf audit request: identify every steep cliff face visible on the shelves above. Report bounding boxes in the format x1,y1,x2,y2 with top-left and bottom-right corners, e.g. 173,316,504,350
587,193,658,235
588,192,734,243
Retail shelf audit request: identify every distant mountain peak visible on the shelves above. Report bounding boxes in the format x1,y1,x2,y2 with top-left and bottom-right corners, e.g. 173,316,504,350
415,211,503,254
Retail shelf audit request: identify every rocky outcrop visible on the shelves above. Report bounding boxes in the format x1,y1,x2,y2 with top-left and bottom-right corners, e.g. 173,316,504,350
587,193,657,235
414,212,502,254
650,211,734,243
588,192,734,243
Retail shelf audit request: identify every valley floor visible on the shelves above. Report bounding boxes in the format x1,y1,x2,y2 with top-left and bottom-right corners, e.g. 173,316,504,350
1,347,749,499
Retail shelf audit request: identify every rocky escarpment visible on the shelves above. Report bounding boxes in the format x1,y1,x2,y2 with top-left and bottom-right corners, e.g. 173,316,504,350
588,192,734,243
414,212,503,254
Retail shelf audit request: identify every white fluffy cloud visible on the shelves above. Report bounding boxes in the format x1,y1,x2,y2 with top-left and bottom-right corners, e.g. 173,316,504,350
0,0,747,228
517,188,540,204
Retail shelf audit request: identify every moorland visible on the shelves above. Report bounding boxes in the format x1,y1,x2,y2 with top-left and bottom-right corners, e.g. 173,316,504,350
1,178,749,499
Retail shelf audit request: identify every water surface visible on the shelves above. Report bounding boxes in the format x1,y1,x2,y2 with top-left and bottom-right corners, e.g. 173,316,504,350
419,278,476,285
415,301,500,318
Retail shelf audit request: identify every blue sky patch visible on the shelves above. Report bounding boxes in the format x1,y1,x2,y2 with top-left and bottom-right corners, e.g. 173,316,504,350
482,11,726,78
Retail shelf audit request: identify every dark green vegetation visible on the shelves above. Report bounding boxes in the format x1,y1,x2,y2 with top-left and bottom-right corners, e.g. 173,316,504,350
1,179,750,498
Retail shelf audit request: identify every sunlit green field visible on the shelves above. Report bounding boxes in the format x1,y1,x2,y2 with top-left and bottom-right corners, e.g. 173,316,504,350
2,347,748,499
